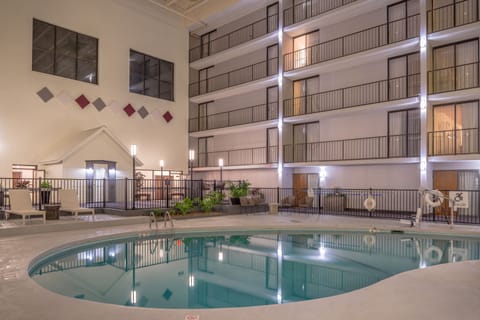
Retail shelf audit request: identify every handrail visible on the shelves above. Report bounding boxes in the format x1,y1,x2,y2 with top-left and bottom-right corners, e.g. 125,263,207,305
189,57,278,97
427,0,479,33
195,145,278,167
284,134,420,163
428,61,479,94
284,14,419,71
283,0,358,27
189,12,279,62
189,101,278,132
283,73,420,117
428,128,479,156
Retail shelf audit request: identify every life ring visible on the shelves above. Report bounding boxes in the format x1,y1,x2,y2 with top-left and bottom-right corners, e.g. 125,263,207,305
424,245,443,264
424,190,444,208
363,234,376,247
364,196,376,212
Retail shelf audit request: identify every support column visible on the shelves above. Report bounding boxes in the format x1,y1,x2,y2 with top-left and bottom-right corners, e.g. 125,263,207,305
419,0,432,188
277,0,284,187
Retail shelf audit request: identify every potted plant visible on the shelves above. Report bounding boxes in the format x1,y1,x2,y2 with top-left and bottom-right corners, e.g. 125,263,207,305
229,180,250,205
0,183,4,207
40,181,52,205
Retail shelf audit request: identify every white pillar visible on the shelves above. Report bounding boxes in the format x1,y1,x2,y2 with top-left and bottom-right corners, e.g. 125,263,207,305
277,0,284,187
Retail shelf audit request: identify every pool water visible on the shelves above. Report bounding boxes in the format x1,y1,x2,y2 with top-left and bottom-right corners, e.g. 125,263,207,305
29,230,480,309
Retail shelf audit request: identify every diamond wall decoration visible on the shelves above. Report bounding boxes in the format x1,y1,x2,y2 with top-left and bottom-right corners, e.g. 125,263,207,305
92,98,106,111
75,94,90,109
137,106,149,119
163,111,173,123
37,87,54,103
56,91,73,106
123,104,136,117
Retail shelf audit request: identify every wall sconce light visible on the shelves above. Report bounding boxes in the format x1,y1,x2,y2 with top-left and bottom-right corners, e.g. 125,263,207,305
420,36,427,51
420,159,427,173
420,96,427,111
319,167,327,181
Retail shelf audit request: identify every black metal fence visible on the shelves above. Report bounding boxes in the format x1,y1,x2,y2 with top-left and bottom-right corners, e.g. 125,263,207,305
189,12,278,62
428,128,479,156
283,0,358,27
189,102,278,132
283,74,420,118
284,14,419,72
428,62,479,94
194,146,278,167
427,0,479,34
1,178,479,224
283,134,420,163
189,57,279,97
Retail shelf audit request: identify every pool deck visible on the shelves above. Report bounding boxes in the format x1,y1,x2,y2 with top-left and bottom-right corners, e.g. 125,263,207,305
1,213,480,320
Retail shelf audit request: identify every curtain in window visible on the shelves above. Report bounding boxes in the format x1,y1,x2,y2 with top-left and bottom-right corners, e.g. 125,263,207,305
433,45,455,92
455,40,479,90
455,101,479,153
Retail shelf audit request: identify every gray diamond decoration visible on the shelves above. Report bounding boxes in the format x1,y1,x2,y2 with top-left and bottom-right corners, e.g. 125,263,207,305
92,97,106,111
162,288,172,301
37,87,54,103
137,106,149,119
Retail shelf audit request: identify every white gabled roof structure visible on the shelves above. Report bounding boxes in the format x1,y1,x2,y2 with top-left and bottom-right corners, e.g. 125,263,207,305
39,125,143,166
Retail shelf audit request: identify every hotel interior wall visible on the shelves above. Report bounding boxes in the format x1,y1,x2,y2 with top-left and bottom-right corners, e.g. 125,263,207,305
0,0,189,177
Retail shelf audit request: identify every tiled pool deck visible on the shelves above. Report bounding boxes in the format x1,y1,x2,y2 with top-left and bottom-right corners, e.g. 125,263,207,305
1,212,479,320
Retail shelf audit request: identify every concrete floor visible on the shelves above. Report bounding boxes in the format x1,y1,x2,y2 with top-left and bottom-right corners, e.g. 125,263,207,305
1,213,480,320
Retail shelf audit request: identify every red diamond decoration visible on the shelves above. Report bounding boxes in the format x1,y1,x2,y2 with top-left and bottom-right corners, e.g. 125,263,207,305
163,111,173,123
123,104,136,117
75,94,90,109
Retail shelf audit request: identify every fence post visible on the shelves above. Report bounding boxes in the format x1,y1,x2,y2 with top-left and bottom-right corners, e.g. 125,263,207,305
276,187,279,204
166,180,170,208
103,178,106,208
38,177,43,210
124,177,128,210
317,188,321,215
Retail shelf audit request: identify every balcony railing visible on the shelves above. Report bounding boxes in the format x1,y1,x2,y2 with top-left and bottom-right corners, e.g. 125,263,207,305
284,134,420,163
283,74,420,118
189,102,278,132
428,62,479,94
427,0,479,33
283,0,357,27
189,57,278,97
189,13,279,62
428,128,479,156
284,14,419,72
195,146,278,167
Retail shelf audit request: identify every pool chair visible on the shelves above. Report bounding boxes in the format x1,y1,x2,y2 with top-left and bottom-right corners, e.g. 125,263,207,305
5,189,46,224
59,189,95,220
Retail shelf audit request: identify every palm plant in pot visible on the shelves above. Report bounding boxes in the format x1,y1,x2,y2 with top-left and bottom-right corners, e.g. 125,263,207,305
40,181,52,205
229,180,250,205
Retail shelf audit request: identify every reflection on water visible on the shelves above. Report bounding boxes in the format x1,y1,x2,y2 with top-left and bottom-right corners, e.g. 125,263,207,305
30,231,480,309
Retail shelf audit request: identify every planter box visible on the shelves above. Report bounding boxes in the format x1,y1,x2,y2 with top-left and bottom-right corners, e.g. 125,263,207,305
323,195,346,211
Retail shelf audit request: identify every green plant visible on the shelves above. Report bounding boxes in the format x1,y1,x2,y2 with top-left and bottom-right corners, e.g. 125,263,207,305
174,197,194,215
40,181,52,189
199,191,224,212
151,208,164,217
229,180,250,198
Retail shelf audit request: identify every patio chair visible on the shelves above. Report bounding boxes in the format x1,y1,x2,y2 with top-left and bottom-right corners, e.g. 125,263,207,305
5,189,46,224
59,189,95,220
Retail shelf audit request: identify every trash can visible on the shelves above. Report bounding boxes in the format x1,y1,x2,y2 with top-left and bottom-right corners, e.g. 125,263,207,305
269,203,279,215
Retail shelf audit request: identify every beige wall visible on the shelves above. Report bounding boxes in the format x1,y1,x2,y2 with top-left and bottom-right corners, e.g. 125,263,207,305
0,0,189,178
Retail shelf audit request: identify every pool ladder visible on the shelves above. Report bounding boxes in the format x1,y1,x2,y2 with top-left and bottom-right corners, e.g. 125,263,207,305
149,211,174,230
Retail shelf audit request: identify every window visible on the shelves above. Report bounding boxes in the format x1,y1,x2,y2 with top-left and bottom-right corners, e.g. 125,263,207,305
129,50,174,101
430,101,479,155
32,19,98,84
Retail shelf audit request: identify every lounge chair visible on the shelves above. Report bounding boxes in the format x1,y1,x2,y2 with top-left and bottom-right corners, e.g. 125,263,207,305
5,189,46,224
59,189,95,220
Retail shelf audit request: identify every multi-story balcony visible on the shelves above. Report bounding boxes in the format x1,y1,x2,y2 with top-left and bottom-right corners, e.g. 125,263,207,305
427,0,479,34
189,11,279,63
283,14,419,73
283,74,420,119
283,0,358,27
189,102,278,133
284,134,420,163
428,62,479,95
194,146,278,168
428,128,479,156
189,57,278,98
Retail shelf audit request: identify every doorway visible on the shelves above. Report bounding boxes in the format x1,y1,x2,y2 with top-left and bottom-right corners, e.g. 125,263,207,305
86,161,116,204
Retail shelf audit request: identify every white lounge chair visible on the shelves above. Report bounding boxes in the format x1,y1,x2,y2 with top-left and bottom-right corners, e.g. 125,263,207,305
59,189,95,220
5,189,46,224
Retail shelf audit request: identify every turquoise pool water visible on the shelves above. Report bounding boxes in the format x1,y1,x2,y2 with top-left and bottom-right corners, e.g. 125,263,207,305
29,230,480,309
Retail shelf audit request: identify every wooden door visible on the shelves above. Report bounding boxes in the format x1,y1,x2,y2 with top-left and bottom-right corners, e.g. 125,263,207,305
433,170,458,216
293,174,307,206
